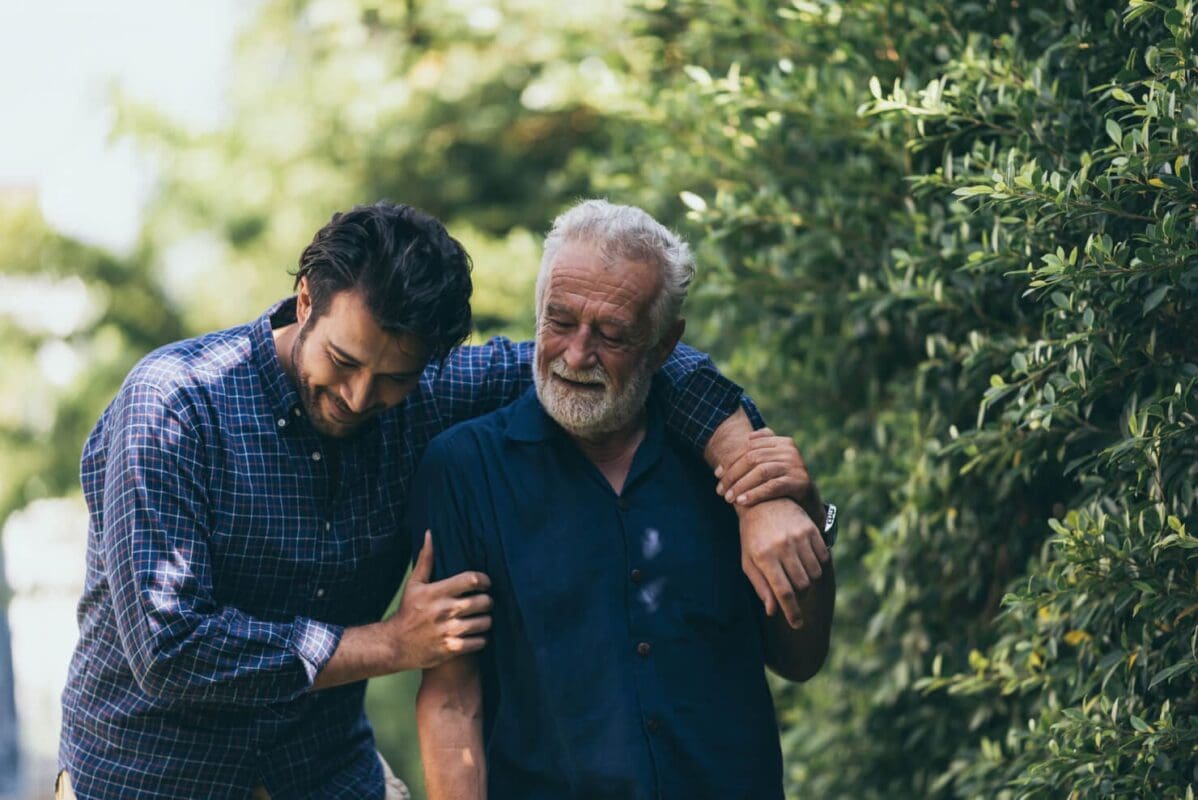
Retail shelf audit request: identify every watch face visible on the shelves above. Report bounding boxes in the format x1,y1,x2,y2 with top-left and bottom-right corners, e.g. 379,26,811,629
823,503,838,548
823,503,837,533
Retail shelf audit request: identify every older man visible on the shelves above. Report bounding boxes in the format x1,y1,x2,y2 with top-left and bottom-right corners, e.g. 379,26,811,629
410,200,837,799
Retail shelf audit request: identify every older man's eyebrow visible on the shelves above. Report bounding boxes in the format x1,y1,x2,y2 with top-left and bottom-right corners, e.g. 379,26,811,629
544,303,576,320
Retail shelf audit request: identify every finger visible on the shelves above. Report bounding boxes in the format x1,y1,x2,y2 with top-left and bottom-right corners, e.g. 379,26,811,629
734,475,809,506
448,635,488,656
742,556,776,617
810,527,830,564
747,427,775,439
716,444,782,496
451,593,494,618
725,464,788,503
436,570,492,597
451,614,493,637
410,531,435,583
793,535,823,584
758,558,801,627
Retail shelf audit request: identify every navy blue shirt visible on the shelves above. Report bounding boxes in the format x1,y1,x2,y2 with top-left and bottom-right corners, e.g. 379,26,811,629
61,299,761,800
409,387,783,800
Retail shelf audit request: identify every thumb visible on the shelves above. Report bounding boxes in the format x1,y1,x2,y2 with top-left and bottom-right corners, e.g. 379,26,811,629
411,530,435,583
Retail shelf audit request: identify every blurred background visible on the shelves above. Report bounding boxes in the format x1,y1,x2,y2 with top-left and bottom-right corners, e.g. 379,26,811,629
1,1,1194,798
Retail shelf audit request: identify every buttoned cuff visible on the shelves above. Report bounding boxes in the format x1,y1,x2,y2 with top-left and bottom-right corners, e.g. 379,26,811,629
291,617,344,685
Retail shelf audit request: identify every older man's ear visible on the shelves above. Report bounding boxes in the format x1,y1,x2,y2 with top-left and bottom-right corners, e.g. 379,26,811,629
653,318,686,370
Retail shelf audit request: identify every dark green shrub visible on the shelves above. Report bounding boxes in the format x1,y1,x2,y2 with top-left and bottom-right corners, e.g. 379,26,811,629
603,0,1197,796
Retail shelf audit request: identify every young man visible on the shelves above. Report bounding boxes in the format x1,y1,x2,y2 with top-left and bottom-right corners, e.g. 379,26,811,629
412,201,836,799
58,201,825,799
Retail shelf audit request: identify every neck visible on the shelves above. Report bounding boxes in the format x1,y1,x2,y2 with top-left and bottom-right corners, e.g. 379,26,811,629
272,322,299,383
569,411,647,495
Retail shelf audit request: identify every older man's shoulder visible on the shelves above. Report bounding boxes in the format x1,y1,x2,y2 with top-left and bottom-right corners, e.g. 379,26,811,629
424,392,532,467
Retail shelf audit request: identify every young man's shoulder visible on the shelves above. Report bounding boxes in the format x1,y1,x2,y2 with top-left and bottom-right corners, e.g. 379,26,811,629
113,316,271,426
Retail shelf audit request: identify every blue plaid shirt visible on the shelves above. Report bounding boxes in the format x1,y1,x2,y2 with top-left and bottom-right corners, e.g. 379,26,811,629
59,298,760,800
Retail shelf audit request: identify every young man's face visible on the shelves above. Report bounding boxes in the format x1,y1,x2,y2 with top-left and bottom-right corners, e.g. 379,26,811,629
290,281,428,438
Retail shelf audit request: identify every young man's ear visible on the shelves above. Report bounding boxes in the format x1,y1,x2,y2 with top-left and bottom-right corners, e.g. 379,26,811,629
295,276,313,327
652,318,686,370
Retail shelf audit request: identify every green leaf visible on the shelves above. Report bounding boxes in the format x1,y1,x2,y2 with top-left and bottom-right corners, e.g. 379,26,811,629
1142,285,1169,314
1106,118,1123,145
1129,715,1154,733
1149,661,1194,689
1111,87,1135,103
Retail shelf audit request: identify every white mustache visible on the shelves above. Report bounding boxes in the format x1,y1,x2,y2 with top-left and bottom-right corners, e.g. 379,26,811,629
550,358,608,387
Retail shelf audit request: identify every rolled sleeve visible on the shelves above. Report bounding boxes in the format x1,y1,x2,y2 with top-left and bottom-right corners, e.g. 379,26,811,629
103,379,341,705
657,343,767,452
290,617,344,684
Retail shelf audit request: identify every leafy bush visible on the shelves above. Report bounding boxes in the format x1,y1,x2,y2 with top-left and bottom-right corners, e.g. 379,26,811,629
603,0,1197,796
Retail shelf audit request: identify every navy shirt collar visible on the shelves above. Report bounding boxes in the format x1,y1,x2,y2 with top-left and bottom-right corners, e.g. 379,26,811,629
504,386,666,492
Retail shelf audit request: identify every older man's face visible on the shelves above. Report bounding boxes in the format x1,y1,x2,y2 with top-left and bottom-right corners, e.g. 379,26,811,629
534,240,663,439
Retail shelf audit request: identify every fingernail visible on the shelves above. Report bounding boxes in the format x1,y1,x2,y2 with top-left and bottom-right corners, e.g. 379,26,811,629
714,466,724,478
736,494,747,504
724,491,734,502
715,483,724,494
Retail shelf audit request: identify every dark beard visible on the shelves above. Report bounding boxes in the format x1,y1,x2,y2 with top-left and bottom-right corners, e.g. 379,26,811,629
289,320,360,439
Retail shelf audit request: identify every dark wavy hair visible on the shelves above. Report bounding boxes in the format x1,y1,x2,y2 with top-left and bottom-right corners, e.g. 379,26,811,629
293,201,473,363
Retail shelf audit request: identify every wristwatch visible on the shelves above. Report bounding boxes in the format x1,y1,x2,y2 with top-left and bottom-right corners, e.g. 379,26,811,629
821,503,838,549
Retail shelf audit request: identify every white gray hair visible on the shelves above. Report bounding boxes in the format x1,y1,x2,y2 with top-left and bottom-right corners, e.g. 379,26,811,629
535,199,695,344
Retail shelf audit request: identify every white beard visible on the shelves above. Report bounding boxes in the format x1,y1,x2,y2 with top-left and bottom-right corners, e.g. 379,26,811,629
533,349,655,439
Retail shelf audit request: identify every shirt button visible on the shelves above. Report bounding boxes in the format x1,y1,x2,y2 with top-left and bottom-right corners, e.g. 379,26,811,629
311,451,322,462
293,407,302,417
617,496,630,511
636,641,652,658
630,569,643,584
315,588,326,598
646,717,662,734
277,418,287,428
325,521,332,531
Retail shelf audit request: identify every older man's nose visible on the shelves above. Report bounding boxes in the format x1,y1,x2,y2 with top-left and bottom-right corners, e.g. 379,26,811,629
563,329,599,370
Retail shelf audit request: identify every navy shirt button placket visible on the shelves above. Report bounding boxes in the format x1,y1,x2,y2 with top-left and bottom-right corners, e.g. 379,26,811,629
617,496,630,512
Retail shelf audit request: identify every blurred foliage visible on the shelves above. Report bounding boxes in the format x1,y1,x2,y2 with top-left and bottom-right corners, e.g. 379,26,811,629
113,0,634,331
0,198,185,523
4,0,1196,797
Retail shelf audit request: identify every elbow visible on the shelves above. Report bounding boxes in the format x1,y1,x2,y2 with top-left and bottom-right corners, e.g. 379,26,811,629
417,668,483,726
768,646,829,683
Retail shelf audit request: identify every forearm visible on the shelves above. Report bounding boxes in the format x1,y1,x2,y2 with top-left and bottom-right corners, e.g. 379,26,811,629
311,621,406,691
703,407,756,472
763,558,836,681
417,666,487,800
